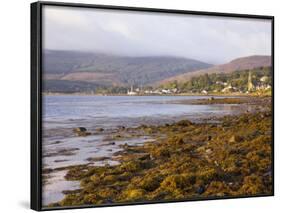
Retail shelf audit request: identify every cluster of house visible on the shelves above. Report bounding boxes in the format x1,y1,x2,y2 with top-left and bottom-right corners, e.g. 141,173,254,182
202,74,271,94
127,73,271,95
127,86,178,95
144,88,178,95
255,76,272,90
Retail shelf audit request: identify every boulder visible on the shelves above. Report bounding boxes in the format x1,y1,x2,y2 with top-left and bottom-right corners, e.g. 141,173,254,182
73,127,87,133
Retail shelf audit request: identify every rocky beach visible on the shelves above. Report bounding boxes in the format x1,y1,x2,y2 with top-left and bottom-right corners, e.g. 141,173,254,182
42,95,272,208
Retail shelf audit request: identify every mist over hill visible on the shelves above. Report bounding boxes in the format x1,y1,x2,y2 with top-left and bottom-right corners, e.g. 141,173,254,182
42,50,271,94
43,50,212,91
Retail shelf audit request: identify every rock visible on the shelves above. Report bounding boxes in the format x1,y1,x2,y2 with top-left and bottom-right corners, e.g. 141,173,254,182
197,186,205,194
42,168,53,174
86,156,111,161
205,149,212,154
58,148,79,154
137,153,151,161
229,135,243,143
216,192,225,196
104,142,116,146
44,148,79,157
51,141,62,145
124,189,145,200
264,111,271,117
196,147,205,152
263,171,272,177
209,97,215,101
73,127,91,136
177,119,193,126
122,143,129,149
96,127,104,132
76,131,91,137
73,127,87,133
54,159,68,163
118,126,126,130
62,189,82,195
104,199,113,204
114,153,151,162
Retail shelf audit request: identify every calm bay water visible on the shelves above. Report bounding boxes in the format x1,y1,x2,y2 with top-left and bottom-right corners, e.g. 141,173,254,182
42,95,238,206
43,95,235,130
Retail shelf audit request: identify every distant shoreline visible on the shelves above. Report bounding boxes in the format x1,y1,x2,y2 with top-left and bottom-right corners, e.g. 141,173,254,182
42,92,262,97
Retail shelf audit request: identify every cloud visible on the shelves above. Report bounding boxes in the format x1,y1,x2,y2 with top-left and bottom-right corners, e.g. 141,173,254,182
42,5,271,64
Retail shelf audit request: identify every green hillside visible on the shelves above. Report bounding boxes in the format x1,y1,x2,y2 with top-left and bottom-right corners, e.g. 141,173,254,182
160,67,272,94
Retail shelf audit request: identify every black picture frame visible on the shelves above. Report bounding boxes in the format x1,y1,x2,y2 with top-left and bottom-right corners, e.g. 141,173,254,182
31,1,274,211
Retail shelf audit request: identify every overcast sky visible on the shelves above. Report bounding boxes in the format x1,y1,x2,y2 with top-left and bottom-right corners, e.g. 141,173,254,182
42,5,271,64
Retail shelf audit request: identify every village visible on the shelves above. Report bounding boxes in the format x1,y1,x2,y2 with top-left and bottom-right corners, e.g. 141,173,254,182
127,71,271,95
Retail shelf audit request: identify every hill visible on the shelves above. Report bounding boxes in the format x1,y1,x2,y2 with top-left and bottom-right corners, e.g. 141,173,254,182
43,50,212,90
159,55,271,85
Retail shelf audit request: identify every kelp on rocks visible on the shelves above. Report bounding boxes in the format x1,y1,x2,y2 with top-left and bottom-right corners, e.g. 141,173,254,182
49,105,272,207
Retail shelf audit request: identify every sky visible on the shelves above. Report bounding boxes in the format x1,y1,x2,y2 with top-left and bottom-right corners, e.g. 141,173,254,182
42,5,271,64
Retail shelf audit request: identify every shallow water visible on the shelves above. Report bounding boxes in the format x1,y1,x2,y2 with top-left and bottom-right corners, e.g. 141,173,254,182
42,95,239,129
42,95,241,206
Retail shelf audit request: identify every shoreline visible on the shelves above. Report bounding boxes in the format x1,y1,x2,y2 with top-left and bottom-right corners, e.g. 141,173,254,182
42,92,269,97
44,96,272,208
